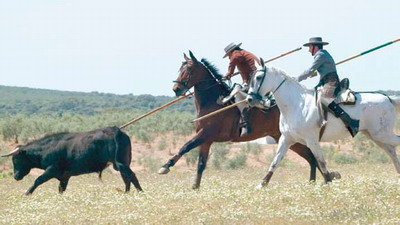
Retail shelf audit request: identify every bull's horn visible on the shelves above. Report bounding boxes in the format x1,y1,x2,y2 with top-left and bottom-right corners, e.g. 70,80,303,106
1,147,20,157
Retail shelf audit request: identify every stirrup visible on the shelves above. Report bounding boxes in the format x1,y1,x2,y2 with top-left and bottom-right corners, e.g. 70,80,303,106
240,123,252,136
320,120,327,128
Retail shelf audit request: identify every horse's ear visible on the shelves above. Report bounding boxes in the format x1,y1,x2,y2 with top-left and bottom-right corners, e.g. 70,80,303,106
260,57,265,68
183,53,190,62
189,50,198,63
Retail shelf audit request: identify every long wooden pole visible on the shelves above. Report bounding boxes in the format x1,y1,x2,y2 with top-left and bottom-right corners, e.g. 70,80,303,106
119,92,194,129
231,47,302,77
193,38,400,123
119,47,302,128
336,38,400,65
192,100,247,123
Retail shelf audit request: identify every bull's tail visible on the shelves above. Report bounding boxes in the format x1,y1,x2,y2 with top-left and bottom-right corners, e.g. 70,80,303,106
391,96,400,114
113,127,143,192
112,127,132,170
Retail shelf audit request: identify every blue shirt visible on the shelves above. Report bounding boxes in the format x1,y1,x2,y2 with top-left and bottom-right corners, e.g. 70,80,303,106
299,49,337,81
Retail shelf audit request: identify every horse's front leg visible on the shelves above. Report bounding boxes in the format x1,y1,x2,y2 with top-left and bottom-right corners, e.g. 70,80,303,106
258,135,294,188
192,142,212,189
158,129,208,174
305,139,333,183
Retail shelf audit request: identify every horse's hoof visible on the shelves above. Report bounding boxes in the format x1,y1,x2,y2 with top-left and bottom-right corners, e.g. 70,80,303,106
256,182,267,190
158,167,170,174
330,171,341,180
192,185,200,190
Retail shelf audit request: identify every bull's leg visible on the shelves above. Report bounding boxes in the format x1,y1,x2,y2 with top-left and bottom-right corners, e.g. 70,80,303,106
129,170,143,192
159,129,211,174
117,163,143,192
192,142,212,189
58,176,70,194
120,171,131,192
25,167,58,195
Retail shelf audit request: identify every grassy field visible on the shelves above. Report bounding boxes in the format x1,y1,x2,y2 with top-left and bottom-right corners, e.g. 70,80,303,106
0,163,399,224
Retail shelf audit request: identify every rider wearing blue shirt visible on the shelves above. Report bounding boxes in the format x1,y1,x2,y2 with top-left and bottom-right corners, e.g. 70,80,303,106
297,37,359,137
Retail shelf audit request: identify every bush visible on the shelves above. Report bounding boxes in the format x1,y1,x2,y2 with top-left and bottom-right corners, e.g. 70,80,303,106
322,145,336,161
157,137,167,151
137,154,161,172
333,153,358,164
226,153,247,169
211,143,230,169
0,114,24,143
353,133,389,163
185,148,199,166
0,170,13,179
241,143,262,156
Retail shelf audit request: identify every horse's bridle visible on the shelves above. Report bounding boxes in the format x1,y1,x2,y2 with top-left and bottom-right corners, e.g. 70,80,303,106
250,67,286,101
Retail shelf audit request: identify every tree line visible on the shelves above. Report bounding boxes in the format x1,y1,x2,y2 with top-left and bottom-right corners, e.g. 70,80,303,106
0,85,195,116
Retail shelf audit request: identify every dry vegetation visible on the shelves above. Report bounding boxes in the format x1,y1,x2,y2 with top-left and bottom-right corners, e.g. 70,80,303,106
0,164,399,224
0,87,398,224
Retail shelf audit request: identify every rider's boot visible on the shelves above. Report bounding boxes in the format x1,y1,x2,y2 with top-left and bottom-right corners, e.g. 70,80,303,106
328,101,359,137
240,107,252,137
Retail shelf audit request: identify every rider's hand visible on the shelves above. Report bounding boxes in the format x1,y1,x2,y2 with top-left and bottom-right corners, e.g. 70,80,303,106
296,74,308,82
242,82,249,91
224,73,232,80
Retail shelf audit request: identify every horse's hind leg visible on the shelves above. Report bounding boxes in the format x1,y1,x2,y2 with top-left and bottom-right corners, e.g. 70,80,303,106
289,143,320,181
193,142,212,189
370,139,400,174
366,131,400,174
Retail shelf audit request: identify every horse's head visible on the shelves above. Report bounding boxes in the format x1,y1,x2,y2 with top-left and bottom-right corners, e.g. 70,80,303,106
247,58,271,106
173,51,208,97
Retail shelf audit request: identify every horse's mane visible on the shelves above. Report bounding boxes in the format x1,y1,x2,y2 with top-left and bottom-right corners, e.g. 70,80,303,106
263,65,315,94
201,58,223,80
200,58,230,93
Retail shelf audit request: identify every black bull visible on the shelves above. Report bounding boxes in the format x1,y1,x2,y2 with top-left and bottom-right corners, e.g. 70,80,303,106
2,126,142,195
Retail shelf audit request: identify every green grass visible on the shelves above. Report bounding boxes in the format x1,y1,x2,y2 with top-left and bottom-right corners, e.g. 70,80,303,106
0,164,399,224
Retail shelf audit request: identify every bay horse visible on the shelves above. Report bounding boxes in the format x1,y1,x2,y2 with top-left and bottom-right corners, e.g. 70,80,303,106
158,51,337,189
247,61,400,187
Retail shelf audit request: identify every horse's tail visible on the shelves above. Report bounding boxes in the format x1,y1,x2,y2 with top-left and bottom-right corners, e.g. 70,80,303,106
391,96,400,113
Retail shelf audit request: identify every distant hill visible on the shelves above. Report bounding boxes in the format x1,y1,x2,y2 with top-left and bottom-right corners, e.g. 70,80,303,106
0,85,195,116
0,85,398,117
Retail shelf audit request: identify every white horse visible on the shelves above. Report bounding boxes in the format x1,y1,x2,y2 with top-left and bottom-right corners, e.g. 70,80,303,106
246,61,400,187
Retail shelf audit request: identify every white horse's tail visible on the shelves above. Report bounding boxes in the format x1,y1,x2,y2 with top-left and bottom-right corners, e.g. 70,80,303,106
391,96,400,113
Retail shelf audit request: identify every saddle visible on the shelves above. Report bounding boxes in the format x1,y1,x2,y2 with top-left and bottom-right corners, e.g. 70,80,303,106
335,78,357,105
319,77,358,140
217,83,273,110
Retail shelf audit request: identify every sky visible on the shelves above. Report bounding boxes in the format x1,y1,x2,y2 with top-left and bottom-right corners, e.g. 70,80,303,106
0,0,399,96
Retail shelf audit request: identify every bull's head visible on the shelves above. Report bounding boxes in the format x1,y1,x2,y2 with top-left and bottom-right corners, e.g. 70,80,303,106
2,147,32,181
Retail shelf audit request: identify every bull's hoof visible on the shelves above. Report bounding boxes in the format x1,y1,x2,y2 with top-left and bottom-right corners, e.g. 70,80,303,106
158,167,170,174
192,184,200,190
330,171,342,180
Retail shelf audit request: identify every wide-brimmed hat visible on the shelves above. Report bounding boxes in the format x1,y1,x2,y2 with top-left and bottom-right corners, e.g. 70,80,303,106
223,42,242,58
303,37,329,47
